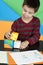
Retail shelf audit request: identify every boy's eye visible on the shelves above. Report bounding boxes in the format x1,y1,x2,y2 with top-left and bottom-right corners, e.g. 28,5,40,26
23,8,34,15
28,12,32,14
24,9,27,12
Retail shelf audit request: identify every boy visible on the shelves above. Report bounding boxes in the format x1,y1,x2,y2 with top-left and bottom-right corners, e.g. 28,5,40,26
4,0,40,50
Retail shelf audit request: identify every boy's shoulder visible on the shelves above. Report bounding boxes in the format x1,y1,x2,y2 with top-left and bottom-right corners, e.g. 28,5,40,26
33,16,40,24
33,16,40,21
13,17,21,25
14,17,21,22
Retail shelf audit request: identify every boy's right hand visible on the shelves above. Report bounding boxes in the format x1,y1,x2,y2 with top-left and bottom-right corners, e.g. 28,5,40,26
4,31,11,39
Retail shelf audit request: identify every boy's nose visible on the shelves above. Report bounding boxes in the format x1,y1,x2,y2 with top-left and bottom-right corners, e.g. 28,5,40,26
25,13,29,17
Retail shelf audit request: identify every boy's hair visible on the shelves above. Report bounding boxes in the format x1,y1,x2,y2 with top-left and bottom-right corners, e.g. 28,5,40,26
23,0,40,12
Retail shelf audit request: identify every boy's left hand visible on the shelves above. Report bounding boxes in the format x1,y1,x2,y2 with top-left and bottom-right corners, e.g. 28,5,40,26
20,40,29,49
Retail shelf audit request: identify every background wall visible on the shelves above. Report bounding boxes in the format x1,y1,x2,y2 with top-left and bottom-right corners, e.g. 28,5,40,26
0,0,43,35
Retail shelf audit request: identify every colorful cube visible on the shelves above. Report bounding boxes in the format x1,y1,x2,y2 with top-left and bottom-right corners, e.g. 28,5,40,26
10,32,19,41
4,39,14,49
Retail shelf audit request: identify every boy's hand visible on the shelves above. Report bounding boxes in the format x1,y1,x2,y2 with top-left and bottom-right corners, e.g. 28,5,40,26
4,31,11,39
20,40,29,49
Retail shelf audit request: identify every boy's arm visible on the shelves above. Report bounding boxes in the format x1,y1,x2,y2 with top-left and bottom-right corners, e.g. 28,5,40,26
11,21,17,32
4,21,17,39
27,19,40,46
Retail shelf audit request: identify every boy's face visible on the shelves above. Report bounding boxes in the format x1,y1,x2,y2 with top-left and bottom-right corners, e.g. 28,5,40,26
22,5,35,19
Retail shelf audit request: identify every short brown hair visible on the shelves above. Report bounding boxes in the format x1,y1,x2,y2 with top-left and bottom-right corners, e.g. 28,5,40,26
23,0,40,12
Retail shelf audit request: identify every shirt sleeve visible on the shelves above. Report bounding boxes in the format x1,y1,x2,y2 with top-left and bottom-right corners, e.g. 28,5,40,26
11,21,17,33
28,19,40,46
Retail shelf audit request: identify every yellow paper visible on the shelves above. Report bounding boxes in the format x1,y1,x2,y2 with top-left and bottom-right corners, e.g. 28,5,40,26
10,32,19,41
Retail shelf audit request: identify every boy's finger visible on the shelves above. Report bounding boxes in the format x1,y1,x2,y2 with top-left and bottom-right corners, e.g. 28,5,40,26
8,32,11,35
7,36,10,39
